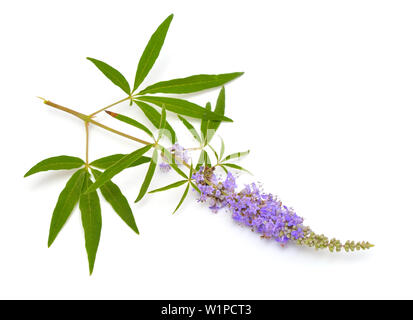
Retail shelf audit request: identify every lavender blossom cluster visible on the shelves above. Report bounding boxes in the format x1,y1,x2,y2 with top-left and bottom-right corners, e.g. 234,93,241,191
191,166,373,252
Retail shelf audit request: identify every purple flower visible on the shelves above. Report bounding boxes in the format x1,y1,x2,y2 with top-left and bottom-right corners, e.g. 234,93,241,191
192,167,306,246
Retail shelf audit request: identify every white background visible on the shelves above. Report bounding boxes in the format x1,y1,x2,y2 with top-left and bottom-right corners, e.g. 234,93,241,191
1,0,412,299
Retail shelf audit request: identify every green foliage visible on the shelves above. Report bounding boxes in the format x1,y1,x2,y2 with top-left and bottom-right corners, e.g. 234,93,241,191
87,57,131,95
222,150,250,162
157,105,167,141
80,175,102,275
105,111,154,138
173,184,189,214
136,96,233,122
158,146,188,179
87,145,153,193
207,87,226,143
149,180,187,194
27,13,247,275
135,101,177,143
48,169,87,247
178,115,201,143
221,163,251,174
135,149,158,202
133,14,174,92
89,154,150,169
138,73,243,94
201,102,211,144
24,156,84,177
92,169,139,234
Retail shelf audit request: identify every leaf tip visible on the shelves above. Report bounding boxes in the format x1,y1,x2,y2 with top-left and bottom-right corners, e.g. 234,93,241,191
105,110,118,117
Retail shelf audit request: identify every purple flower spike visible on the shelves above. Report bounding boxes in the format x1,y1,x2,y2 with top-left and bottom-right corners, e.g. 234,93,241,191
191,166,373,252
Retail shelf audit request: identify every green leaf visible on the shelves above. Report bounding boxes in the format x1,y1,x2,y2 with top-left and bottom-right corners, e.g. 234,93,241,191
134,100,177,143
221,163,251,174
173,183,190,214
138,72,244,94
133,14,174,92
220,165,228,174
87,57,131,95
207,87,226,142
135,149,158,202
190,181,201,194
136,96,233,122
189,162,194,179
105,111,154,138
196,150,211,170
79,175,102,275
86,145,152,193
157,105,166,140
24,156,84,177
48,169,87,247
177,116,201,143
148,180,187,194
158,146,188,179
222,150,250,162
201,102,211,144
219,137,225,161
208,144,219,161
91,169,139,234
90,154,151,169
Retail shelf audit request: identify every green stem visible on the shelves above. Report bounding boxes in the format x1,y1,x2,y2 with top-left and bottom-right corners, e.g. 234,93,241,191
85,122,90,167
41,98,191,170
89,96,132,117
42,99,152,146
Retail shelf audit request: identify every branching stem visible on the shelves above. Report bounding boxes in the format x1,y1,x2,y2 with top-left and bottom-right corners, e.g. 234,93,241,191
89,96,132,117
42,98,152,146
41,98,191,170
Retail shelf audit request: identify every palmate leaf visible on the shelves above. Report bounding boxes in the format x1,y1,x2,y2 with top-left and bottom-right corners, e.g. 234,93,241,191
138,72,243,94
79,174,102,275
133,14,174,92
177,115,201,143
136,96,233,122
134,100,177,143
86,145,153,193
87,57,131,95
48,169,87,247
105,111,154,138
135,149,158,202
92,169,139,234
90,154,151,169
148,180,187,194
24,155,84,177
